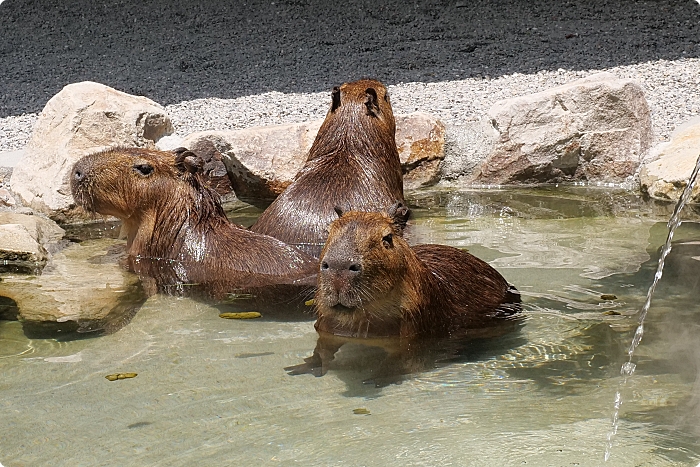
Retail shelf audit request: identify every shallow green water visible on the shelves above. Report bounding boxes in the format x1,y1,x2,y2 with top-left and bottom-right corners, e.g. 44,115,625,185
2,187,700,466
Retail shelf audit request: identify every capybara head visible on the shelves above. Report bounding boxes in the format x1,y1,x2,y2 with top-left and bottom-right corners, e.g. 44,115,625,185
71,147,214,220
316,202,413,325
329,79,394,130
307,79,397,162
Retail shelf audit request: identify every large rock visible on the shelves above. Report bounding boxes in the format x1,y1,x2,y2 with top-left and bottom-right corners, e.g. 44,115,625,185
0,239,146,336
183,112,445,199
463,73,652,184
395,112,446,190
184,120,322,199
10,82,173,220
640,117,700,203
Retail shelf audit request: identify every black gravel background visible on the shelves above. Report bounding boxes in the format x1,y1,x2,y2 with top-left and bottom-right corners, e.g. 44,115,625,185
1,0,699,118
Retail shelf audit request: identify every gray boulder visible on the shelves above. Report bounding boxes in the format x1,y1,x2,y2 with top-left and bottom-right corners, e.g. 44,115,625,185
640,116,700,203
10,81,173,220
451,72,652,184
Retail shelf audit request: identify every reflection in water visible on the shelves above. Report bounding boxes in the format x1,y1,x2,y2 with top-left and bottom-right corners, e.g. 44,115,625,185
127,255,316,319
286,319,526,390
2,187,700,466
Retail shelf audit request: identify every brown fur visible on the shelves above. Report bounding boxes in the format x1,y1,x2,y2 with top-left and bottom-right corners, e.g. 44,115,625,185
314,208,520,339
70,147,317,300
250,79,404,256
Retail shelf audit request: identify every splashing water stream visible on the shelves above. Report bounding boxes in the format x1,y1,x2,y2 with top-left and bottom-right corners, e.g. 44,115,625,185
605,154,700,462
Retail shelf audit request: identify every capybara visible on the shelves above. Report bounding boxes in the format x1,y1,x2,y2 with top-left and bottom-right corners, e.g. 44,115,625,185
250,79,404,256
70,147,317,302
313,204,521,339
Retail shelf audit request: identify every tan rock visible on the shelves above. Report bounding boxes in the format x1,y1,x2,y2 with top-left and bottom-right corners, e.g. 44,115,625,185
395,112,446,189
0,188,16,207
0,224,46,264
640,117,700,203
0,212,65,268
0,239,145,334
184,112,445,199
183,119,321,199
469,72,652,184
10,81,173,219
0,212,65,245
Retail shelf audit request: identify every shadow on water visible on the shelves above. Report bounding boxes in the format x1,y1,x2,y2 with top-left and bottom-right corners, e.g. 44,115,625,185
1,0,699,116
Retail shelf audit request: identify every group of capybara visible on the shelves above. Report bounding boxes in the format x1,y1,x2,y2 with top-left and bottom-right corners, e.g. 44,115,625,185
70,79,521,367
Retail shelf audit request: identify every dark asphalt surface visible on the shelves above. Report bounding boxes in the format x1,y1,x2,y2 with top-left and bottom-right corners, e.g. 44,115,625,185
1,0,699,118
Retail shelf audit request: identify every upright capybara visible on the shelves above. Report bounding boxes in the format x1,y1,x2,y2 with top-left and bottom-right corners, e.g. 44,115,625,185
250,79,404,256
314,204,521,339
70,147,317,302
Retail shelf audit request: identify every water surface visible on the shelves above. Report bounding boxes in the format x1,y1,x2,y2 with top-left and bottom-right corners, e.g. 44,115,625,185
2,187,700,466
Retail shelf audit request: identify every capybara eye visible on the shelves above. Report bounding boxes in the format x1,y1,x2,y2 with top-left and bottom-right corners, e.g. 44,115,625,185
133,163,154,176
321,261,329,270
382,233,393,249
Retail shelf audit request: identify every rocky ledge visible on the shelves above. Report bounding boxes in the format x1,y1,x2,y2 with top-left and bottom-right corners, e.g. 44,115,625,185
4,71,696,221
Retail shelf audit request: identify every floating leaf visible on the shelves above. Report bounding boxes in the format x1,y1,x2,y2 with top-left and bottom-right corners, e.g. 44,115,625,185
105,372,138,381
219,312,262,319
601,294,618,300
353,408,371,415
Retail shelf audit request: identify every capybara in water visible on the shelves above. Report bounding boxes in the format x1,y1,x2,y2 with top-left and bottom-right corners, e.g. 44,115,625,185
250,79,404,256
313,204,521,339
70,147,317,302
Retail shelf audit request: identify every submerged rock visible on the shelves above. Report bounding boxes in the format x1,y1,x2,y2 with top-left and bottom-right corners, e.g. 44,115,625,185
640,116,700,203
9,81,173,220
0,239,146,337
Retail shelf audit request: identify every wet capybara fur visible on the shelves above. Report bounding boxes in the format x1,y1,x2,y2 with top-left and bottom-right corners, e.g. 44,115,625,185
250,79,404,256
70,147,317,302
314,204,521,339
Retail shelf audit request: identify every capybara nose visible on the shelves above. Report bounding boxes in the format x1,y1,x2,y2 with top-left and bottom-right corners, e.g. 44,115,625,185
73,167,85,183
72,160,88,185
320,258,362,275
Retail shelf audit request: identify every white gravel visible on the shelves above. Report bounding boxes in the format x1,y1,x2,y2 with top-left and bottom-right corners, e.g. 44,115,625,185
2,57,699,154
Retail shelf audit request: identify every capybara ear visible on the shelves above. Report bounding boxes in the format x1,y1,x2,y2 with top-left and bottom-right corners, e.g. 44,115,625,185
331,86,341,113
333,206,345,218
364,88,379,116
174,150,204,174
386,201,411,231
